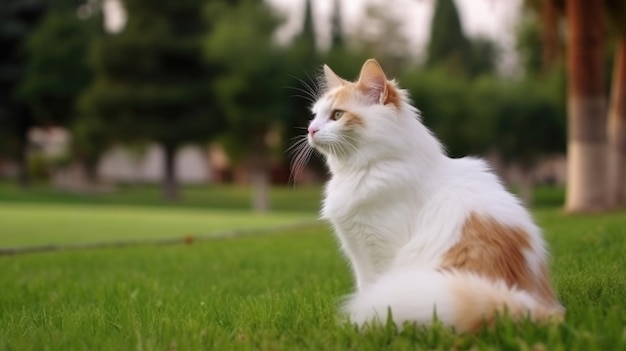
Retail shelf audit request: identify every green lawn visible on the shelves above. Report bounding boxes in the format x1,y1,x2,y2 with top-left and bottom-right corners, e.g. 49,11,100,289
0,203,315,248
0,184,625,350
0,181,323,212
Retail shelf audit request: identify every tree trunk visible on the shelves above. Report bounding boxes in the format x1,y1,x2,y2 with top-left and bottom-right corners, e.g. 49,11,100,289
15,110,32,189
250,129,270,212
162,143,179,201
541,0,561,73
519,167,535,207
607,36,626,208
564,0,608,213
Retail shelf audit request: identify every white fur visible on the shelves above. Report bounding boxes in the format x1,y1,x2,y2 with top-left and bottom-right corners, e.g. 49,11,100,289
308,80,562,331
343,269,544,331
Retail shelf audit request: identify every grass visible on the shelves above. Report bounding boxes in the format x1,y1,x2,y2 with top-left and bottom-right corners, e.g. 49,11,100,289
0,183,625,350
0,203,314,248
0,181,323,212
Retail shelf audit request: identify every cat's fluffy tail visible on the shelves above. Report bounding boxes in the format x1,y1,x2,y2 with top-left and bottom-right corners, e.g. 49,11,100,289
343,270,564,332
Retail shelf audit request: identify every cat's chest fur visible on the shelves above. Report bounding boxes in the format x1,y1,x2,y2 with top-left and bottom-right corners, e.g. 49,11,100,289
321,165,425,277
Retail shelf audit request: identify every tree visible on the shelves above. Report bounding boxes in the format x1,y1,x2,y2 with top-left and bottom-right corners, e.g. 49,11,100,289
80,0,224,200
564,0,608,212
523,0,565,74
426,0,496,77
606,0,626,208
427,0,470,68
492,76,566,205
205,0,287,211
330,0,343,49
0,0,46,187
18,6,97,128
516,11,545,76
351,3,412,75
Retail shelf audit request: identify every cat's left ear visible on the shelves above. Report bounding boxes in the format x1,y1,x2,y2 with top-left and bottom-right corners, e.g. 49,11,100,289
323,64,345,90
357,59,388,104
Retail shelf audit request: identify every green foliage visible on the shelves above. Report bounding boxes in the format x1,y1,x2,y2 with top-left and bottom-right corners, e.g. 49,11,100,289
0,0,46,116
349,4,412,76
426,0,496,77
204,0,286,135
17,9,97,125
400,68,566,162
80,0,223,148
491,72,566,167
0,0,46,176
329,0,344,49
299,0,317,54
516,12,545,76
427,0,471,68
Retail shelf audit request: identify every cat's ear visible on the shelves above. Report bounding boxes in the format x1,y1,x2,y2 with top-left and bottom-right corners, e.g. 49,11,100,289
323,64,345,90
357,59,388,104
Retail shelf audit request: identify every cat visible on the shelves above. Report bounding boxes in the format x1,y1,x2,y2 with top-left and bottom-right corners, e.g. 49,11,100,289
295,59,564,332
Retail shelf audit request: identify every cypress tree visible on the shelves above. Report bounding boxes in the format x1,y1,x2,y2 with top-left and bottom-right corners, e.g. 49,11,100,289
330,0,344,49
426,0,471,70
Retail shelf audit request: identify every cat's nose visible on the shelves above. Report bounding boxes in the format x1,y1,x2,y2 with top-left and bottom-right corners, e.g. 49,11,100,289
308,126,319,136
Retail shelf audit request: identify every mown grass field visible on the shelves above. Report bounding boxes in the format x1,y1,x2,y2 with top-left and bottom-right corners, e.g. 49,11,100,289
0,203,315,248
0,183,625,350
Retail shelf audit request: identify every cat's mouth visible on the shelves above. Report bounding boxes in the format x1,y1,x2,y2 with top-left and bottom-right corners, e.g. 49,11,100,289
308,134,331,154
307,134,324,150
308,133,356,158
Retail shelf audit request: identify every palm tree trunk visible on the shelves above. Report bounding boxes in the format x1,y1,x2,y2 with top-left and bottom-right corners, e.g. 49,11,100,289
608,36,626,208
564,0,608,212
541,0,560,73
162,143,179,201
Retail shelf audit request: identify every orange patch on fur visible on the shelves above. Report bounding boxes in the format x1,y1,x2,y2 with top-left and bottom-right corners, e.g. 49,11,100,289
441,213,559,307
450,276,563,333
342,112,364,127
536,262,559,306
383,82,401,109
450,276,522,332
330,80,401,110
330,85,355,105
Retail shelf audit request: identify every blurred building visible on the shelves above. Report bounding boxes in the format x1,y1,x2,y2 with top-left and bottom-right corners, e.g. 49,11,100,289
98,144,210,184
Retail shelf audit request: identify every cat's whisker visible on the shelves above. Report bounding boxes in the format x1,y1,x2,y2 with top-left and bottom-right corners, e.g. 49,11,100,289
299,71,322,96
288,142,314,186
285,86,318,101
288,138,310,164
290,144,309,165
287,139,310,158
290,75,321,101
337,135,359,154
288,94,317,104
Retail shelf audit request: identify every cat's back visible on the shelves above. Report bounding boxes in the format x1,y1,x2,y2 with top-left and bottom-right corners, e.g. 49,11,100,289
436,156,533,228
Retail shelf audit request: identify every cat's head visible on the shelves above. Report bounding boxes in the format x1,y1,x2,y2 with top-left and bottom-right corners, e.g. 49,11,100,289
306,59,412,163
289,59,441,180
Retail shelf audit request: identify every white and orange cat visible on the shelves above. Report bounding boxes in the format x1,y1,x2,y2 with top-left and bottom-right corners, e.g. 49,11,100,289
298,59,564,332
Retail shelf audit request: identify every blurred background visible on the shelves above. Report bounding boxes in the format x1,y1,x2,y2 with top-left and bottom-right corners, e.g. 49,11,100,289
0,0,624,213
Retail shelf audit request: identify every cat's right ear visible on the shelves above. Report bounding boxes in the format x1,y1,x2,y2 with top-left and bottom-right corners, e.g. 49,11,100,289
323,64,345,90
356,59,388,104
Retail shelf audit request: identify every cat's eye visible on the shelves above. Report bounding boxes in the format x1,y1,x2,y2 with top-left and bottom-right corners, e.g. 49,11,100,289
330,110,344,121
